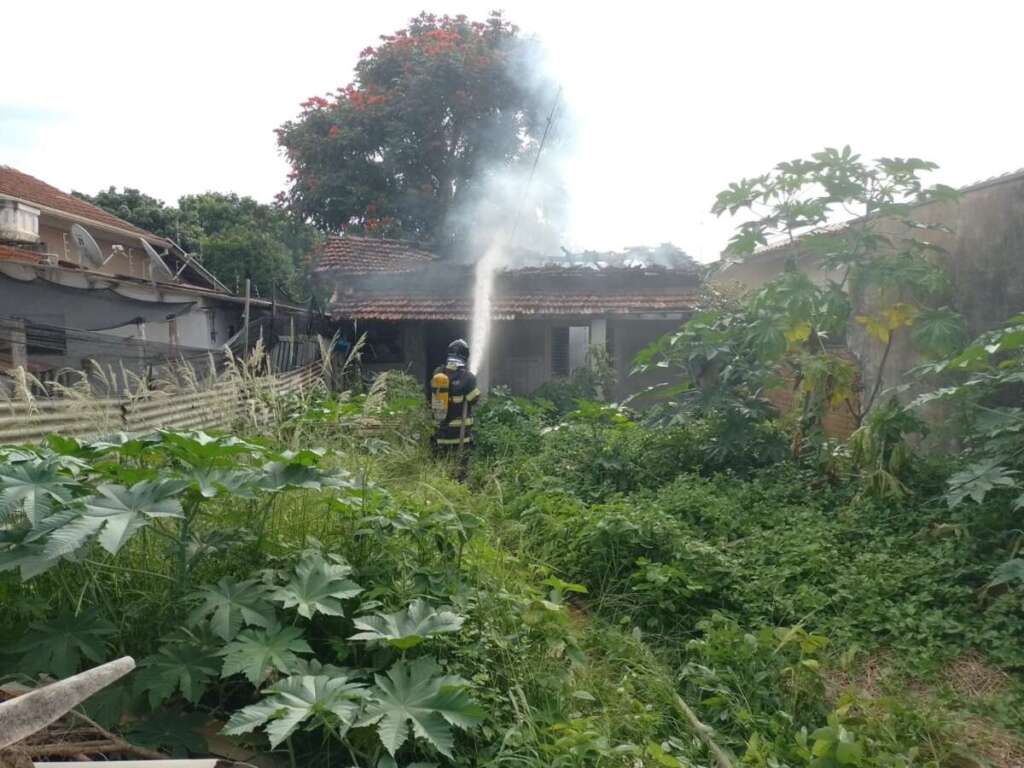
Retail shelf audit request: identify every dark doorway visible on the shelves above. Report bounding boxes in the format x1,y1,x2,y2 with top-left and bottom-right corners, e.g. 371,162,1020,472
423,320,468,389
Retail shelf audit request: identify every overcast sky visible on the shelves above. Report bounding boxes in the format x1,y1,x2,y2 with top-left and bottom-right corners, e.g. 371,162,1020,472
3,1,1022,261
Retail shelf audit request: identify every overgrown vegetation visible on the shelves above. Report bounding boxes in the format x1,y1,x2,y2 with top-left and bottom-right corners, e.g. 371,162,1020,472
2,355,1021,766
4,146,1024,767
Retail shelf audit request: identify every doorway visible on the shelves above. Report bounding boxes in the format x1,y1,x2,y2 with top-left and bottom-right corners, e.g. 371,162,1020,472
424,320,468,386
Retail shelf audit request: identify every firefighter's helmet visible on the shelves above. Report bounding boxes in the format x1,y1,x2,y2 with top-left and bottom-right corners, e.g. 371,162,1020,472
447,338,470,362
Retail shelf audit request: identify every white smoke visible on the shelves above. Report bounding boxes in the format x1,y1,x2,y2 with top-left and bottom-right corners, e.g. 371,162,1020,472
468,235,504,375
445,35,571,384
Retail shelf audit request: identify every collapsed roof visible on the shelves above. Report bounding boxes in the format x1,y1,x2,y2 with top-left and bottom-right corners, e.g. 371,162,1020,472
316,234,702,320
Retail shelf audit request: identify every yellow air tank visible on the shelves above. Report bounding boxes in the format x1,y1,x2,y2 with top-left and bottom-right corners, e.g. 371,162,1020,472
430,371,450,424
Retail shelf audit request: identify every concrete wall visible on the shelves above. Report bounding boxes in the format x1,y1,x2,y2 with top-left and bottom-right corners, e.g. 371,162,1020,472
609,317,684,402
711,172,1024,422
489,319,551,394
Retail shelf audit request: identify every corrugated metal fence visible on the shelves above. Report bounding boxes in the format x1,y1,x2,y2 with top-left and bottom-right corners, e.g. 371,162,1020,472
0,363,324,445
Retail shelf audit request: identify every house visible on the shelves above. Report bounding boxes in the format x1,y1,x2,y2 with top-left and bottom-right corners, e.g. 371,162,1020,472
315,235,702,399
712,167,1024,414
0,166,318,384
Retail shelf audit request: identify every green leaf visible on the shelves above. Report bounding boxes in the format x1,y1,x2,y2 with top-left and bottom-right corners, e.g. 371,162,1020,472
257,461,330,492
0,459,77,525
84,480,186,554
180,467,260,499
986,558,1024,590
8,609,115,678
945,460,1018,507
271,552,362,620
359,656,483,758
39,509,105,559
835,738,863,765
76,682,133,730
911,307,966,359
189,577,275,641
350,598,464,650
223,673,368,748
128,712,209,757
155,430,266,469
135,634,222,707
221,625,312,685
646,742,682,767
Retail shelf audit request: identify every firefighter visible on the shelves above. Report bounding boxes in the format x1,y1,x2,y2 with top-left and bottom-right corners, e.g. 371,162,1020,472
429,338,480,476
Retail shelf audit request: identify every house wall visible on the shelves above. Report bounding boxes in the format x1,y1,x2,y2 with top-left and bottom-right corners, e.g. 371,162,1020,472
609,317,685,402
36,217,178,283
489,320,551,394
101,307,216,349
335,315,701,403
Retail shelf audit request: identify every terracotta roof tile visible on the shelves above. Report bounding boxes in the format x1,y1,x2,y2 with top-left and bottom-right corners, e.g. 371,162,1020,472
0,166,163,241
315,235,434,274
330,292,697,321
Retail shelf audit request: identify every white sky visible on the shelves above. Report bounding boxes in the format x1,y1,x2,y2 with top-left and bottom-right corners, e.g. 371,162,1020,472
3,0,1023,262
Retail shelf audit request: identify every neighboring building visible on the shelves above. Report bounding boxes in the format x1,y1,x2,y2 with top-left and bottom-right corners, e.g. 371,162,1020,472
316,235,702,400
713,168,1024,416
0,167,317,383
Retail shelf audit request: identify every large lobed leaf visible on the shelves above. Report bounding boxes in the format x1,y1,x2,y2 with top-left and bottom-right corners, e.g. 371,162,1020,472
350,598,464,650
189,577,276,641
0,458,78,526
220,625,312,685
945,459,1018,508
359,657,483,758
8,609,115,678
83,479,187,554
271,552,362,619
224,673,368,748
135,633,222,707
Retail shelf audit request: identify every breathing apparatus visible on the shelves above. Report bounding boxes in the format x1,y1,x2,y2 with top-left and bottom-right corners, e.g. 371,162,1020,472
431,339,470,425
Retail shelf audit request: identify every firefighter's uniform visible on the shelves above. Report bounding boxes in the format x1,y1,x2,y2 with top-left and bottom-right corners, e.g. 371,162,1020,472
431,360,480,449
429,341,479,479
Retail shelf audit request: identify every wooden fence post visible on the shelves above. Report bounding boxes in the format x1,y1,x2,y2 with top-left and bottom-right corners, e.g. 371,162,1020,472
1,318,28,371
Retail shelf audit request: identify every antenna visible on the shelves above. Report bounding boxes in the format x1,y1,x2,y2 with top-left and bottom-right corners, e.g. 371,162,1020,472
140,237,174,280
69,223,106,268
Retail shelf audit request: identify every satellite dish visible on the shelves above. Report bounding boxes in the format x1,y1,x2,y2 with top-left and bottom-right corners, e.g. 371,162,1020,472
140,237,174,280
70,224,105,268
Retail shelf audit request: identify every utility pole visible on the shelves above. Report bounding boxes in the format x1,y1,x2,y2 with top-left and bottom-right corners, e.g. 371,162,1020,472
242,278,251,357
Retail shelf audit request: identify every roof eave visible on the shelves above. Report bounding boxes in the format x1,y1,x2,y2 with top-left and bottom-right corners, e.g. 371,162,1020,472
0,192,169,246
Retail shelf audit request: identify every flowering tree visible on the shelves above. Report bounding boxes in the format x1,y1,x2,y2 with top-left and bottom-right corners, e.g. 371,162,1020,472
275,12,558,246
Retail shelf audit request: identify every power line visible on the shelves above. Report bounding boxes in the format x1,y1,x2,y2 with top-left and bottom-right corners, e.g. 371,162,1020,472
509,85,562,246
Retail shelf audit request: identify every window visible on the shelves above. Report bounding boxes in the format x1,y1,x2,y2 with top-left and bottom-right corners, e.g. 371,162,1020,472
27,322,67,356
551,325,590,377
551,327,569,377
365,323,404,363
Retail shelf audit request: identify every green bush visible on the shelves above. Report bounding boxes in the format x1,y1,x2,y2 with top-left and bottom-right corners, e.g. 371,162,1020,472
512,487,736,635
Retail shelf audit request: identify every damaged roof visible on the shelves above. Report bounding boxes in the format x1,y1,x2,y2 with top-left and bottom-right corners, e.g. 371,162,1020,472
321,235,701,320
315,235,699,275
315,234,435,274
330,293,698,321
0,166,166,243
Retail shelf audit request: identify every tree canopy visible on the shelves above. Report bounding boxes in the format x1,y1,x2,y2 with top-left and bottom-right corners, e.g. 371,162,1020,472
74,188,318,299
275,11,561,249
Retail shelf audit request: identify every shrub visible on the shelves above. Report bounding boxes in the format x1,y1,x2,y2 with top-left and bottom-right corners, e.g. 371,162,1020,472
514,489,736,635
